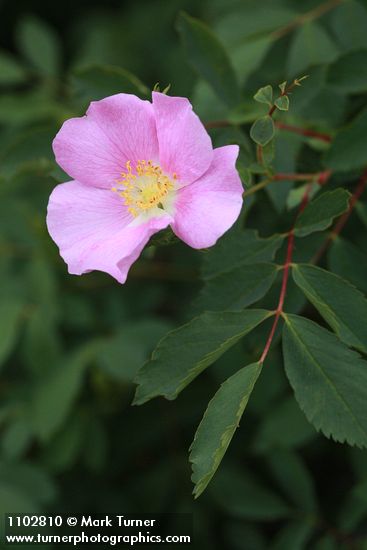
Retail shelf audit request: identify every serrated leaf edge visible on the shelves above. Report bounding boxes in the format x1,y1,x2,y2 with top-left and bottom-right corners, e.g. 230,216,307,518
190,363,262,498
292,264,367,353
133,310,272,405
283,315,367,448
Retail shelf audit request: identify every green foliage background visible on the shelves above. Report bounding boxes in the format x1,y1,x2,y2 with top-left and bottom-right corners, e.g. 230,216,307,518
1,0,367,547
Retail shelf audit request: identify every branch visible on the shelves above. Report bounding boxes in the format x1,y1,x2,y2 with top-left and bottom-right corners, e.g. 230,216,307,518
275,121,332,143
244,169,331,197
259,184,313,365
204,120,231,129
274,170,331,183
271,0,344,40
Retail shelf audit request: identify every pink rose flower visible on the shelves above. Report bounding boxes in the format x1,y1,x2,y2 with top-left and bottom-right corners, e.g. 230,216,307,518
47,92,243,283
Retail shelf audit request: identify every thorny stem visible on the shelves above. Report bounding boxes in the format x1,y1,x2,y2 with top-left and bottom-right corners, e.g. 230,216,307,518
259,184,313,365
312,169,367,264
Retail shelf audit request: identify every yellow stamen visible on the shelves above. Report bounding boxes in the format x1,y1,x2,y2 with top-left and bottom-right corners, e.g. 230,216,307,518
113,160,175,217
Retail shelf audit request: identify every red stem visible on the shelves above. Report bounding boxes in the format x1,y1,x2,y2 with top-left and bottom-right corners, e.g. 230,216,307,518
275,121,332,143
274,170,331,183
268,104,277,118
259,185,312,365
256,145,264,164
204,120,230,129
260,169,367,362
329,170,367,235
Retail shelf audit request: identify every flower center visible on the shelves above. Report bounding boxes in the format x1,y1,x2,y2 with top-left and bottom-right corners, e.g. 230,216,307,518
113,160,176,217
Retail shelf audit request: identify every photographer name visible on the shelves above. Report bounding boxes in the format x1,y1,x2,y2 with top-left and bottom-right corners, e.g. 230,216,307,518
81,515,156,528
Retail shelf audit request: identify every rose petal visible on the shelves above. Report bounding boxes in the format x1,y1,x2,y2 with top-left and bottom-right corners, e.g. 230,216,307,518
152,91,213,186
46,180,170,283
53,94,159,189
171,145,243,248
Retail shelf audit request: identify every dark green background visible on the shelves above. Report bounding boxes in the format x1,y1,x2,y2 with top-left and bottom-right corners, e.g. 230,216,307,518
1,0,367,548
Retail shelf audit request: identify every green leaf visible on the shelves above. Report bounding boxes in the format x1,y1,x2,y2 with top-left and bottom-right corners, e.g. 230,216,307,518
195,263,278,312
330,0,367,52
190,362,261,498
83,417,108,473
269,133,303,213
290,66,327,114
133,309,272,404
0,461,56,515
227,100,265,124
176,12,240,106
248,353,287,416
214,3,295,46
41,413,86,473
31,342,101,440
292,264,367,354
253,397,316,453
225,523,266,550
338,484,367,531
209,464,290,521
0,50,27,85
254,85,273,106
201,229,284,279
0,301,24,369
0,462,56,507
97,319,172,381
329,237,367,294
325,109,367,171
1,418,32,460
287,21,339,78
279,81,287,93
294,189,350,237
274,95,289,111
248,162,268,175
267,450,317,512
193,228,284,312
271,520,314,550
328,50,367,94
23,307,62,376
17,15,61,75
262,140,275,166
73,64,149,101
287,183,319,210
0,126,56,178
283,314,367,447
230,36,272,86
0,92,64,128
212,3,295,85
0,485,38,514
250,115,275,146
